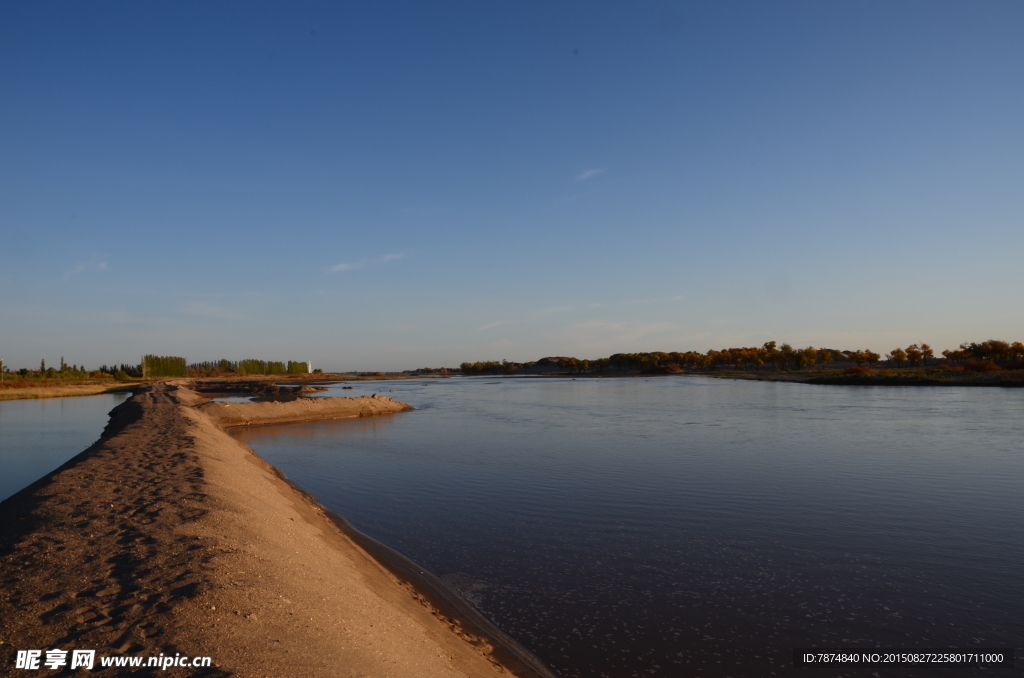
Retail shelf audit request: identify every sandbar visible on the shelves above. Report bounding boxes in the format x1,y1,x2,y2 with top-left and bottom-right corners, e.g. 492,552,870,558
0,382,554,677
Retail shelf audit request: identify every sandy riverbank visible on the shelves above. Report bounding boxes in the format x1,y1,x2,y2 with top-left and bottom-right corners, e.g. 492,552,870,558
0,383,136,401
0,383,553,677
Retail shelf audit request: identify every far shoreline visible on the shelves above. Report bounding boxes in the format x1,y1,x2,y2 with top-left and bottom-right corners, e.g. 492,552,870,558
462,370,1024,388
3,366,1022,404
0,372,449,402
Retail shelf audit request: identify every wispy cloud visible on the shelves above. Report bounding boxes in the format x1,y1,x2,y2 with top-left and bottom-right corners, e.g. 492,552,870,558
329,252,405,274
64,259,108,279
180,303,246,321
330,261,364,273
628,294,685,305
553,320,679,350
533,303,602,318
477,320,508,332
575,168,605,182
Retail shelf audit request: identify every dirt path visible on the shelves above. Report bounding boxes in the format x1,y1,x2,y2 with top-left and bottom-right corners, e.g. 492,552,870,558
0,384,540,677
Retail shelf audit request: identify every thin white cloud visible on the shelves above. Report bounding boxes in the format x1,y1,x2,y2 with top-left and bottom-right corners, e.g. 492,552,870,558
628,294,685,305
329,252,405,274
477,320,508,332
530,302,601,319
553,320,679,351
575,168,605,182
180,303,246,321
330,262,364,273
64,259,108,279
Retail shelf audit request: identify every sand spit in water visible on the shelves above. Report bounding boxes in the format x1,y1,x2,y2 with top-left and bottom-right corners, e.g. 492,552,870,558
0,383,552,678
198,394,414,428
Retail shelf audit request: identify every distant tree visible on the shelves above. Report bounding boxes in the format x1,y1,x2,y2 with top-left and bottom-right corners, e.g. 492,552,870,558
919,343,934,365
750,351,765,370
888,348,907,367
778,344,795,369
958,340,1011,364
905,344,923,367
865,350,880,366
1011,342,1024,363
40,359,45,372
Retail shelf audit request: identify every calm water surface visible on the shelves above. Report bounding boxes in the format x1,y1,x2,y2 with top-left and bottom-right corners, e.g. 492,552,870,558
234,377,1024,677
0,393,129,501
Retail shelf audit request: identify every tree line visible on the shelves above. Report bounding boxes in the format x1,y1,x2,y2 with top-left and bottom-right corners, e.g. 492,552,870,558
186,359,311,377
1,356,313,382
460,339,1024,375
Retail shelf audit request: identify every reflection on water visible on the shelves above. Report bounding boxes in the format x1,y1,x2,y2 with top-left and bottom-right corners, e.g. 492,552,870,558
236,377,1023,678
0,393,130,501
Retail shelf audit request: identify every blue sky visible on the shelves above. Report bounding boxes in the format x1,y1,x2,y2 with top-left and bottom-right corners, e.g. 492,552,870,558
1,1,1022,370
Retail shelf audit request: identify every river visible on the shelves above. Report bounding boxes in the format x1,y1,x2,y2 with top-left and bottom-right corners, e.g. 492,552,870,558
2,380,1020,677
0,392,129,502
232,376,1023,677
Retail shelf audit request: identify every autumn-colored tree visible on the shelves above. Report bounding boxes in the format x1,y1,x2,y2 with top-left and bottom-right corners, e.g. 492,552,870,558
750,350,765,370
778,344,795,368
888,348,907,367
705,350,721,371
967,340,1011,364
458,339,1021,379
1010,342,1024,363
